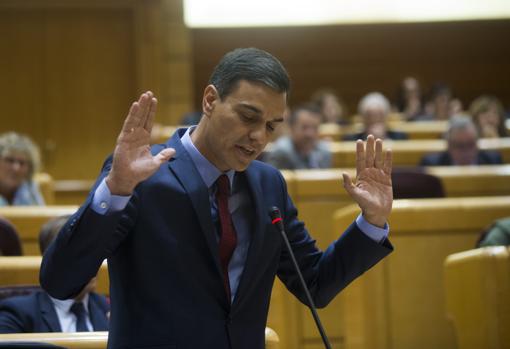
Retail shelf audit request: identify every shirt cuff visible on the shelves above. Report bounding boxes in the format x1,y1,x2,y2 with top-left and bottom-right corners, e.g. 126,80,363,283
355,213,389,243
91,178,131,215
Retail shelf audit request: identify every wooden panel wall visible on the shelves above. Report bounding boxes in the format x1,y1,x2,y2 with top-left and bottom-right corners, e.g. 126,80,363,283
191,20,510,114
0,0,193,180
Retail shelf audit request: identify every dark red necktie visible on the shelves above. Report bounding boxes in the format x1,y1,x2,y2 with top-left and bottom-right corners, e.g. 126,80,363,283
216,174,238,301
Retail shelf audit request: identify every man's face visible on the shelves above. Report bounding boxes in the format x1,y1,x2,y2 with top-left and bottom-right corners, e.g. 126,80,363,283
290,110,321,155
448,127,479,165
363,107,386,128
0,151,30,193
201,80,287,172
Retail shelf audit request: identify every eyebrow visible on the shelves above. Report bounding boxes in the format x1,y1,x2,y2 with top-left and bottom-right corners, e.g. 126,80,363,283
238,103,285,123
238,103,262,115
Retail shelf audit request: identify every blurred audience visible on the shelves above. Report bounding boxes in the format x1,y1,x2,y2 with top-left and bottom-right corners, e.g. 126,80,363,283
0,215,109,333
469,95,508,138
343,92,407,141
264,104,331,169
311,89,348,125
417,82,459,121
395,76,424,120
477,217,510,247
420,115,503,166
0,132,44,206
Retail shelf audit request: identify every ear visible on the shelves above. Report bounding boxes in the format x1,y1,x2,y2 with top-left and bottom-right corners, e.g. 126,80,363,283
202,85,220,118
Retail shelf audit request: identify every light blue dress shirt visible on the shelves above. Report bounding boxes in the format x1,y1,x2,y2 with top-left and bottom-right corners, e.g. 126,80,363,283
91,127,389,303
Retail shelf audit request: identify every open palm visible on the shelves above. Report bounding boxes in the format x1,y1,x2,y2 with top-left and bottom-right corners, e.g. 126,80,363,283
106,91,175,195
343,135,393,228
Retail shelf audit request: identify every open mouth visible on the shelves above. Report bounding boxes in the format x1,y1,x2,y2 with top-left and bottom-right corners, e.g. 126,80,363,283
236,145,256,157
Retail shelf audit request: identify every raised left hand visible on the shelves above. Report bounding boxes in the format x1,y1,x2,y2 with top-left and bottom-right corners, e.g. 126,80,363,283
342,135,393,228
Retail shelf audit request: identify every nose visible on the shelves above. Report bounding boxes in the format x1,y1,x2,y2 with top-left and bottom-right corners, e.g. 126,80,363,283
248,125,267,146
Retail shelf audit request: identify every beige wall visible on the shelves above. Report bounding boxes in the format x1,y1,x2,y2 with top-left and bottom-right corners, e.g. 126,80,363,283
0,0,193,179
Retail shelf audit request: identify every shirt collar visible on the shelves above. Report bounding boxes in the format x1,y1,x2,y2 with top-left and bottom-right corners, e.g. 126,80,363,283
181,126,235,190
50,293,90,314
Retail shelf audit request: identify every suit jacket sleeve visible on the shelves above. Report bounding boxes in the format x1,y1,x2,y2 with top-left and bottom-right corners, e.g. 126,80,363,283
275,171,393,308
40,155,139,299
0,298,31,333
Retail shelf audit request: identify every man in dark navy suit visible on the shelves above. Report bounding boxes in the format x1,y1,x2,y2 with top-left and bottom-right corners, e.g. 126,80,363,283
0,216,109,333
41,48,394,349
420,115,503,166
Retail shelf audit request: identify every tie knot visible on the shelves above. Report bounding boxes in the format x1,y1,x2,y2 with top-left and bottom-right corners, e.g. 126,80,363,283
70,302,86,317
216,174,231,196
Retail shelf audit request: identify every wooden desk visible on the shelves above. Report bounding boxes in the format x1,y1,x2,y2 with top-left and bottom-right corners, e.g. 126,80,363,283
320,120,448,141
53,180,94,205
444,247,510,349
0,256,109,295
0,332,108,348
34,173,55,205
330,138,510,167
0,329,279,348
332,196,510,349
0,206,78,255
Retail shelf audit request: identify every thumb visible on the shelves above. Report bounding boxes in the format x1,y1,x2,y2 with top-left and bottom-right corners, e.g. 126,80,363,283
154,147,176,164
342,172,356,196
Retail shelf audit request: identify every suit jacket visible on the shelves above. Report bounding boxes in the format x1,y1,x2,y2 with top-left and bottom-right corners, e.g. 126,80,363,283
0,291,109,333
419,150,503,166
40,128,393,349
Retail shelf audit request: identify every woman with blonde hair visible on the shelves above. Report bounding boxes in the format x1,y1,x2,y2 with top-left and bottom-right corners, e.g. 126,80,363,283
0,132,44,206
469,95,508,138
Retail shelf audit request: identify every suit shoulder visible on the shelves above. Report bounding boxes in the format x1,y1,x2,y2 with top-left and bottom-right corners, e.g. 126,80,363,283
0,291,41,311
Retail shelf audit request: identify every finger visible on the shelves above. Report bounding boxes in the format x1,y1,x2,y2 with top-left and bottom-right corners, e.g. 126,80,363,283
342,172,356,197
122,101,140,132
144,97,158,132
154,148,176,165
383,148,393,175
375,138,384,169
365,134,375,168
138,91,153,128
356,139,365,177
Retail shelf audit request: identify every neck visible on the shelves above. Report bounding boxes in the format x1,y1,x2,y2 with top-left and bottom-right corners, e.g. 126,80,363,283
190,123,228,172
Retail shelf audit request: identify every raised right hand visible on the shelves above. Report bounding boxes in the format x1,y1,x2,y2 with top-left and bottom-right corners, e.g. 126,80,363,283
105,91,176,195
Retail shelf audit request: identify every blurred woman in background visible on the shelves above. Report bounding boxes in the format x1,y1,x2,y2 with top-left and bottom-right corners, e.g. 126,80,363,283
0,132,44,206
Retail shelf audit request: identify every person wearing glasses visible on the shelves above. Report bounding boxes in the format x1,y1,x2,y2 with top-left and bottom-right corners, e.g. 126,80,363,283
0,132,44,206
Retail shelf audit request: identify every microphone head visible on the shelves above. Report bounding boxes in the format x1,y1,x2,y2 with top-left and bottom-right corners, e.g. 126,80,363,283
269,206,284,231
269,206,281,220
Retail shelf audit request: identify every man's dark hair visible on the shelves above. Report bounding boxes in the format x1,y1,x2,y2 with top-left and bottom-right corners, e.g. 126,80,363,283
289,103,323,126
208,48,290,100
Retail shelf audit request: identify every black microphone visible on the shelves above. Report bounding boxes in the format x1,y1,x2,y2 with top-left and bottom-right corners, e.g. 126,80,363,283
269,206,332,349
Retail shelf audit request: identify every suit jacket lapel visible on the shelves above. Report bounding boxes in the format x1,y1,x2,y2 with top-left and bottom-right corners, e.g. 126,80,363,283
166,130,223,281
88,294,108,331
39,292,62,332
232,166,267,310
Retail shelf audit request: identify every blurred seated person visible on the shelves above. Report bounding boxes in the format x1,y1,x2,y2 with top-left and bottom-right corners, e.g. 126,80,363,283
415,82,461,121
264,104,331,169
0,132,44,206
180,111,203,126
477,217,510,247
469,95,508,138
0,215,109,333
420,115,503,166
395,76,423,120
343,92,408,141
311,89,349,125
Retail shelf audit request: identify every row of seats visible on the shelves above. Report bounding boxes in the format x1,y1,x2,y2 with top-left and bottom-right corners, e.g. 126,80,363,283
267,196,510,349
0,197,507,348
0,329,281,348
